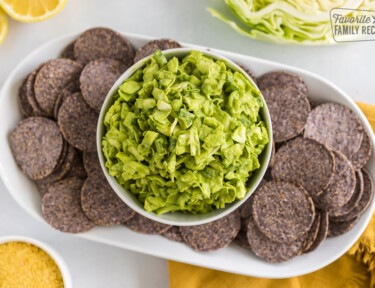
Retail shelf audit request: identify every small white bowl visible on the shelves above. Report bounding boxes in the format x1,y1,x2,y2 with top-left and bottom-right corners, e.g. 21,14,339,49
97,48,273,226
0,235,72,288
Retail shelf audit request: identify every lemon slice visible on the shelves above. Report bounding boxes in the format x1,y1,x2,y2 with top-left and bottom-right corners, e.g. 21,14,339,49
0,0,67,22
0,7,7,45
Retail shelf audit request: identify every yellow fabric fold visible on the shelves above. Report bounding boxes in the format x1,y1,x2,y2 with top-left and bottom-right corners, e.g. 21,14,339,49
168,102,375,288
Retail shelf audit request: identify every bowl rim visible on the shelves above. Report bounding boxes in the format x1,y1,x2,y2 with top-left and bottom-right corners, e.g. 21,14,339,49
96,47,273,226
0,235,72,287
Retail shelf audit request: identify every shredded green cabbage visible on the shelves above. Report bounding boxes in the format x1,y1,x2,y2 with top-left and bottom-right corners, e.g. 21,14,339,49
208,0,373,45
102,50,269,215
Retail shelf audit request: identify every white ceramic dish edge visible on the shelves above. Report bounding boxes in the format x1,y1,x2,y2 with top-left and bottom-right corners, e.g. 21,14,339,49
0,31,374,279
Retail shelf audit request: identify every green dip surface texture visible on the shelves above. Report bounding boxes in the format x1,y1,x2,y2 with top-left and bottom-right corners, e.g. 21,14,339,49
102,50,269,215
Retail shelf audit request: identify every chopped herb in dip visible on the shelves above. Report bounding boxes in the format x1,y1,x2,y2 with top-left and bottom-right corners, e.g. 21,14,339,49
102,50,269,215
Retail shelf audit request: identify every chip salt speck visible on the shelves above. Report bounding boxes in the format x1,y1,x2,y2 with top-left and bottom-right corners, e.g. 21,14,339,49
125,212,171,235
42,177,95,233
57,92,98,152
271,137,335,197
81,171,135,226
39,143,76,185
53,81,81,119
269,141,275,167
330,170,364,217
234,229,251,249
313,150,356,210
74,27,134,66
66,150,88,179
52,140,68,173
238,179,267,220
34,59,82,116
350,129,372,170
163,226,184,243
18,77,34,118
25,63,47,117
246,217,303,263
36,178,54,197
60,41,76,60
302,213,320,253
10,117,64,180
304,210,328,253
330,168,374,222
134,39,182,63
261,85,310,142
234,217,252,249
308,98,320,110
304,103,363,159
83,150,101,175
328,217,359,237
180,211,241,252
257,71,308,96
252,180,315,243
80,58,126,113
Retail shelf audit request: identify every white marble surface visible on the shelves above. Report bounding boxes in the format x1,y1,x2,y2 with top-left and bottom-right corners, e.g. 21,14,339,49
0,0,374,287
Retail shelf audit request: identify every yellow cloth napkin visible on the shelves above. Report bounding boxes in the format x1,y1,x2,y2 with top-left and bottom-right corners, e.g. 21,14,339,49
168,102,375,288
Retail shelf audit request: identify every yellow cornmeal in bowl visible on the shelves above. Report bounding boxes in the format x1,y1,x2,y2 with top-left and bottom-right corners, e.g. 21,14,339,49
0,241,64,287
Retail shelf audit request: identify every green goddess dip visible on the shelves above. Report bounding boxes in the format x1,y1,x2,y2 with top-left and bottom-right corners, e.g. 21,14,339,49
102,50,269,215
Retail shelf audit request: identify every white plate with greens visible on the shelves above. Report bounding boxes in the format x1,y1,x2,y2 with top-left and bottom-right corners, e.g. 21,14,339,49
0,31,374,278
